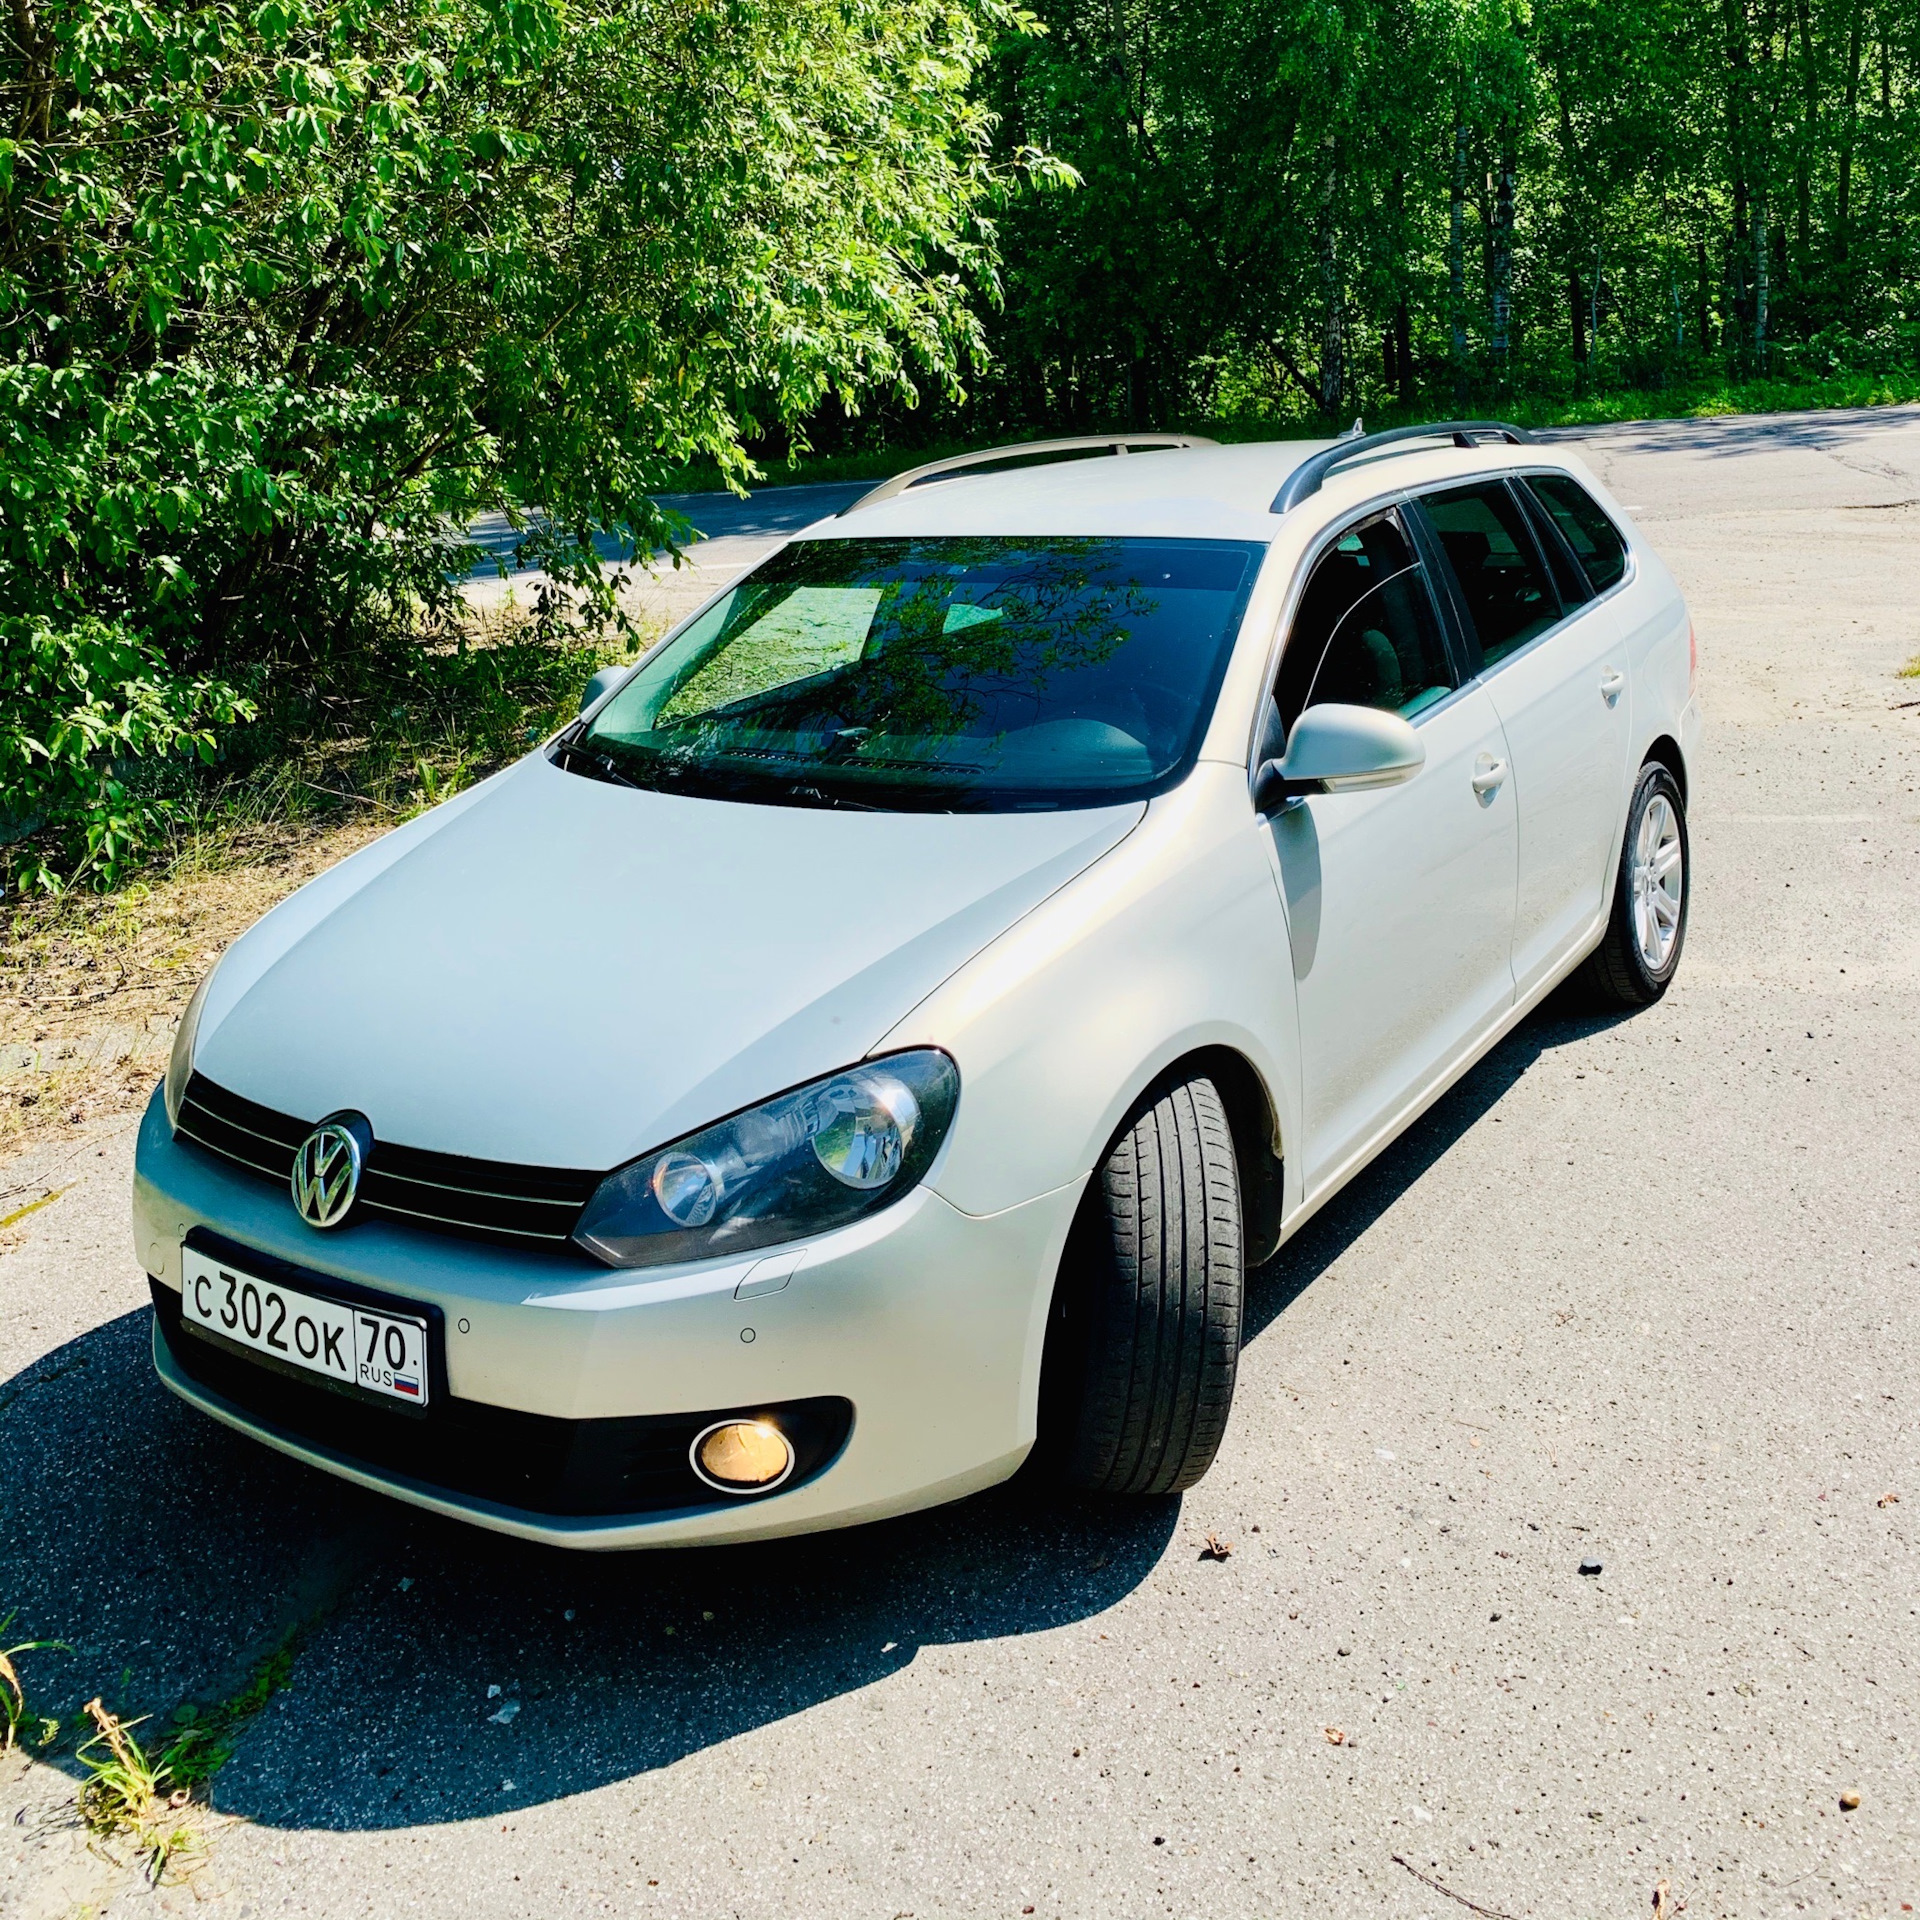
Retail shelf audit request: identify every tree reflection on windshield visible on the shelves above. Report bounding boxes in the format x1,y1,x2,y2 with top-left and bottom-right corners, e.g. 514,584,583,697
562,535,1264,813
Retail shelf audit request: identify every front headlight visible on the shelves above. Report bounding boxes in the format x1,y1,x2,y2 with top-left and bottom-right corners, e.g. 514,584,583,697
163,971,214,1131
571,1050,960,1270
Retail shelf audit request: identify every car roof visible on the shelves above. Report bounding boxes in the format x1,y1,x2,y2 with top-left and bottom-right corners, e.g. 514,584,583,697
799,441,1314,543
793,437,1579,545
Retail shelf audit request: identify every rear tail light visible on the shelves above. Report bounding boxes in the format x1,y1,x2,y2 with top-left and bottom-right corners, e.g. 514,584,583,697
1688,620,1698,691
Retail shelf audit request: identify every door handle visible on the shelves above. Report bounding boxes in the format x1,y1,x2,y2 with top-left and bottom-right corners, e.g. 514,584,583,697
1599,668,1625,705
1471,754,1508,797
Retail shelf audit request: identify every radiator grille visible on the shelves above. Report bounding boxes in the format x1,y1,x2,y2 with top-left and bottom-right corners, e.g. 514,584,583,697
174,1072,600,1251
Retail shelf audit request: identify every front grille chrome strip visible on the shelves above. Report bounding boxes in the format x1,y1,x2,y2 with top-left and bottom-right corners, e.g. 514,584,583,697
362,1167,584,1210
175,1074,597,1254
360,1199,572,1244
182,1108,302,1154
174,1121,292,1185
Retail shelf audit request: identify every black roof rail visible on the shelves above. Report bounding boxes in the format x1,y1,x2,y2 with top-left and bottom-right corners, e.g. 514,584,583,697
839,433,1217,516
1271,419,1533,514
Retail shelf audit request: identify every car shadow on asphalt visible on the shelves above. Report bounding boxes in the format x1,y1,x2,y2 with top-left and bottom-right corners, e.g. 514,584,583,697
0,1308,1177,1831
1,990,1624,1834
1535,400,1920,460
1243,986,1636,1342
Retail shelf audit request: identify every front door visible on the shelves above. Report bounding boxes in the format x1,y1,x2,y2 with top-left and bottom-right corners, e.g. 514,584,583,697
1263,509,1519,1200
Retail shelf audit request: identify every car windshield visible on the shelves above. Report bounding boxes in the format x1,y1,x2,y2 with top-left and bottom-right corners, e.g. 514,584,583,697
559,535,1265,812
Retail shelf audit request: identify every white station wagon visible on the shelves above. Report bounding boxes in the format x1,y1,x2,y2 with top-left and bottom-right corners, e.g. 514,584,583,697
134,422,1698,1547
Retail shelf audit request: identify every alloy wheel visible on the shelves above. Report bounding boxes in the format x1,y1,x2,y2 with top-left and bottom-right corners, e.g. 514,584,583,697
1630,792,1684,972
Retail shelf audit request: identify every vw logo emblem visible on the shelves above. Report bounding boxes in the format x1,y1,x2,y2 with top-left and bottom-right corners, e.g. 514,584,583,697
291,1114,370,1229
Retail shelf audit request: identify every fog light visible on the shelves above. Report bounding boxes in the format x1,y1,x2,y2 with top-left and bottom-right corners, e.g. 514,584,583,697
691,1419,795,1494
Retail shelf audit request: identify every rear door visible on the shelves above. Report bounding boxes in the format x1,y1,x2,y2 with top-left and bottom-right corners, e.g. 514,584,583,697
1261,508,1518,1198
1414,476,1631,999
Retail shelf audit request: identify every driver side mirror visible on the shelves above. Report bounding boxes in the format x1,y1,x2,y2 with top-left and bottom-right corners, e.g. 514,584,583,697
1253,702,1425,814
579,663,631,715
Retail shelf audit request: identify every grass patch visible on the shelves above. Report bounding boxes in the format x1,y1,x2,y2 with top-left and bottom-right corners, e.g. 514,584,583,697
0,608,646,1158
1494,368,1920,431
1,1613,69,1752
77,1696,202,1883
69,1637,301,1886
1899,653,1920,680
1211,368,1920,439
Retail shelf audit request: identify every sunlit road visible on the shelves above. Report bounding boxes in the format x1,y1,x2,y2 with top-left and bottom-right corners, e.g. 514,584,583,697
462,480,864,625
4,407,1919,1919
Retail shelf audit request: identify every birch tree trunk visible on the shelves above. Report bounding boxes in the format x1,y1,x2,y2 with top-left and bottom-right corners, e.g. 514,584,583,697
1753,192,1770,368
1490,140,1516,372
1449,110,1469,398
1837,0,1863,261
1318,133,1344,415
1696,235,1712,351
1389,168,1414,408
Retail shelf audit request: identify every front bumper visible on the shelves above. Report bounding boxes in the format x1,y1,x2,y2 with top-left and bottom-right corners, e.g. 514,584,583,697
133,1089,1083,1548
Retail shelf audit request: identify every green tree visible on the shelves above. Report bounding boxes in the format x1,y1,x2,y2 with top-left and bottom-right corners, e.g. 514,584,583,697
1,0,1047,882
957,0,1915,436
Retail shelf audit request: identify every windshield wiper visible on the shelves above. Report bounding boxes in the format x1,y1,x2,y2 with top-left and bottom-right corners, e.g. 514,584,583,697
554,739,643,790
780,782,881,812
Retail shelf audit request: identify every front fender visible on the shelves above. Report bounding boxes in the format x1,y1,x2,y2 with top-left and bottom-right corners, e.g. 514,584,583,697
884,763,1301,1223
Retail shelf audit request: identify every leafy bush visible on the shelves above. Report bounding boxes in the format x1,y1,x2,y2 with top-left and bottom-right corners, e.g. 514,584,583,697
1,620,253,892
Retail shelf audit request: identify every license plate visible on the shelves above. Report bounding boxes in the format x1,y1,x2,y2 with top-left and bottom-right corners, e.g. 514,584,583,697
180,1246,430,1407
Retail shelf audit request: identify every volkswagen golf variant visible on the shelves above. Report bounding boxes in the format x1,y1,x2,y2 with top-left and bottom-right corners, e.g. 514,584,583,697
134,422,1698,1546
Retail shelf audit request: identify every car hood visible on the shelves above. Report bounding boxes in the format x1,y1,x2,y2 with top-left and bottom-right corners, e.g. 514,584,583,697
193,755,1142,1170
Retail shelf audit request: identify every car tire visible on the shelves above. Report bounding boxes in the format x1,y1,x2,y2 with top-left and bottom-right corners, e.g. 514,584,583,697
1037,1073,1242,1496
1579,759,1690,1009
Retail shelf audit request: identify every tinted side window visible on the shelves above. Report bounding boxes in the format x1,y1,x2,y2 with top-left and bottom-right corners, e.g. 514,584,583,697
1276,514,1456,731
1526,474,1628,592
1515,482,1594,609
1418,480,1560,668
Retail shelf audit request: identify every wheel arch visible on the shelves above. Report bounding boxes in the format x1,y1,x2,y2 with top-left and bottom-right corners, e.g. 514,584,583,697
1088,1043,1286,1269
1642,733,1688,804
1176,1045,1286,1267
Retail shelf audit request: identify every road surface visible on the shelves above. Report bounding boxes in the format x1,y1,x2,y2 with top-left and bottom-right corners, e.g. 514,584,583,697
4,406,1918,1919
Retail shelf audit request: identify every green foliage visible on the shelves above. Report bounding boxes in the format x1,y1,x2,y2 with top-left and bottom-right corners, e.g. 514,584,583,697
162,1643,296,1789
1,620,254,892
77,1696,201,1882
1,0,1045,886
943,0,1920,435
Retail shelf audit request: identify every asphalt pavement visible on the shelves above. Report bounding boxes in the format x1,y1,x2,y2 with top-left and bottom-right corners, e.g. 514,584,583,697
3,407,1918,1919
461,482,864,623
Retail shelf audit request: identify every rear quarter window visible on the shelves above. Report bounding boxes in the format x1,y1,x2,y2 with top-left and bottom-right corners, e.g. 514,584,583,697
1526,474,1629,593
